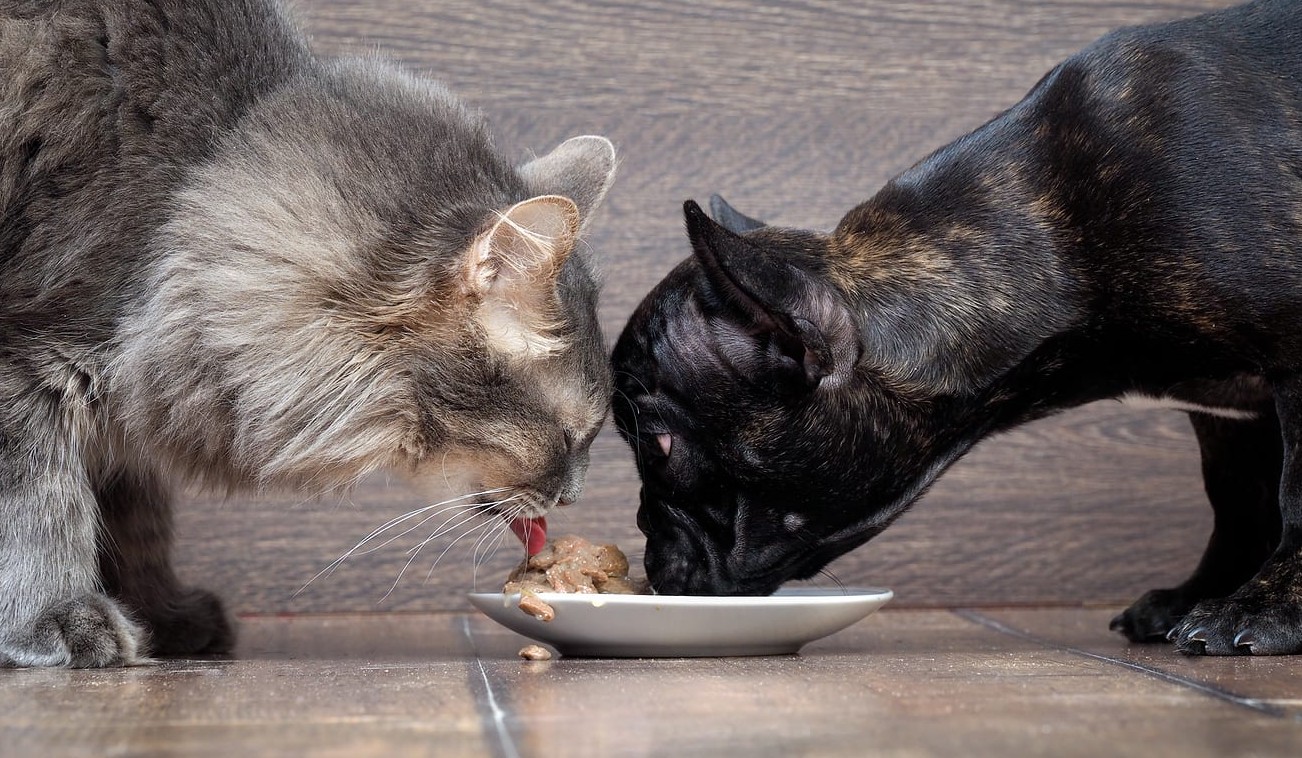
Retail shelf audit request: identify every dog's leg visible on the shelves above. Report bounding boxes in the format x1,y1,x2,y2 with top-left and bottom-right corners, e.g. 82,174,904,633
97,468,235,657
1171,388,1302,655
1111,410,1282,642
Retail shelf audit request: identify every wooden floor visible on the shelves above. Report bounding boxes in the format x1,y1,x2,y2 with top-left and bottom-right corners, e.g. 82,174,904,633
5,608,1299,757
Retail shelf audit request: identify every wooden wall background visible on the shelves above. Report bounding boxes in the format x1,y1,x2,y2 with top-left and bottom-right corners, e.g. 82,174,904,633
173,0,1239,613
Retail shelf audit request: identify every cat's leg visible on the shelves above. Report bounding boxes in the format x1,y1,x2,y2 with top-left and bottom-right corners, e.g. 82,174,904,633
1111,410,1282,642
96,468,235,657
1170,386,1302,655
0,413,145,667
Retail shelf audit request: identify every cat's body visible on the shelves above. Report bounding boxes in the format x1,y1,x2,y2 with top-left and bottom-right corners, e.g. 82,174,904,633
2,0,616,666
613,0,1302,654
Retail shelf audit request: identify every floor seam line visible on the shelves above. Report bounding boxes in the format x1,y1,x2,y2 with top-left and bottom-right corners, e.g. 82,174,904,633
461,616,523,758
952,609,1294,721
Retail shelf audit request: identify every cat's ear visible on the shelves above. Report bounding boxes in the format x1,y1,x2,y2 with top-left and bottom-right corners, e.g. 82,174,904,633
519,136,617,228
683,200,837,389
708,194,767,234
463,194,579,357
468,194,578,293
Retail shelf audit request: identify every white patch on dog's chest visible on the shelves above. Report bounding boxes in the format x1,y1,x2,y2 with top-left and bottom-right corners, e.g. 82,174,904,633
1118,392,1258,420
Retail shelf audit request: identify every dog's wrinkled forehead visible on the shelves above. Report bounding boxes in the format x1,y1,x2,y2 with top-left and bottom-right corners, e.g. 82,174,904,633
627,259,756,407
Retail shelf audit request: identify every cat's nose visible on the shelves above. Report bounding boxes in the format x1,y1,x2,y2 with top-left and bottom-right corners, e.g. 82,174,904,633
554,459,588,506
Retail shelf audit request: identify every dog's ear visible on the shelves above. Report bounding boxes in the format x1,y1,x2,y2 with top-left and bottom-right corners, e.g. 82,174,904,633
708,194,767,234
683,200,837,389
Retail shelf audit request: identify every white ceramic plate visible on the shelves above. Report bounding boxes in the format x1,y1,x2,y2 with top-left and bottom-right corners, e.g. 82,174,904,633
466,587,893,658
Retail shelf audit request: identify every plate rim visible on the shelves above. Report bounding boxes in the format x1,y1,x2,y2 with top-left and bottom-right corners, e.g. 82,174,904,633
465,586,894,658
466,586,893,607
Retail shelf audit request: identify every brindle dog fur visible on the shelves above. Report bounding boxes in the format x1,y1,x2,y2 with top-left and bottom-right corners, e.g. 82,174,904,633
611,0,1302,655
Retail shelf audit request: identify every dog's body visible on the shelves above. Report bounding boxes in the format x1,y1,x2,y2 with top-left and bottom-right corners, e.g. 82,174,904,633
612,0,1302,654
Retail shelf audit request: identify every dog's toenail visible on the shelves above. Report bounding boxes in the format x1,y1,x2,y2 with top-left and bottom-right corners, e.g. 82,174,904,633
1233,630,1257,652
1187,628,1208,642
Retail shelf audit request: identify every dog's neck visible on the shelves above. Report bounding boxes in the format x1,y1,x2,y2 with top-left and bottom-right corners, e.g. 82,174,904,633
828,124,1092,405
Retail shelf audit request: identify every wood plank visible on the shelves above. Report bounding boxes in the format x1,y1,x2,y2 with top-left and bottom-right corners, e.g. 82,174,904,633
169,0,1240,612
5,610,1300,757
1,615,490,757
471,609,1302,757
974,607,1302,716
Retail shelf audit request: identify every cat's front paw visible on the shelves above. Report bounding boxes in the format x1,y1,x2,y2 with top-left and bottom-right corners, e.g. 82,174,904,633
1170,588,1302,656
1110,588,1196,642
140,588,235,657
0,594,147,668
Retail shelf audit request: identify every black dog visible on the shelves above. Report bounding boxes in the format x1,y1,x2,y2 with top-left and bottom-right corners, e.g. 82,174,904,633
611,0,1302,655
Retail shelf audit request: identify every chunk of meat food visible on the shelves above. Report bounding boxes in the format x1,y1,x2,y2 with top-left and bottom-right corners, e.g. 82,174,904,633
503,535,649,620
517,644,552,661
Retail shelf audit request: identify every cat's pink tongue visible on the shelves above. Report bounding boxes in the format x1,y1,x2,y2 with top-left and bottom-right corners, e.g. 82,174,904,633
509,516,548,556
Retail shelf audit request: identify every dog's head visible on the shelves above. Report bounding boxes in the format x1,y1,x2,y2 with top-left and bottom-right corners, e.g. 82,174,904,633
612,197,977,595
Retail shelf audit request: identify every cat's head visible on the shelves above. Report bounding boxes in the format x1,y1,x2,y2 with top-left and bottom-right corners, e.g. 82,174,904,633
115,60,617,541
612,197,974,595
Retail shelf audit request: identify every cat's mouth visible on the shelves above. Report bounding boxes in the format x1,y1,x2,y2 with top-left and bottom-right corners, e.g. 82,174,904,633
508,515,548,556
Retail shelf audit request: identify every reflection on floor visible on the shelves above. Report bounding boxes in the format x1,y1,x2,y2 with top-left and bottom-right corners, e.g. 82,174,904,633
4,608,1300,757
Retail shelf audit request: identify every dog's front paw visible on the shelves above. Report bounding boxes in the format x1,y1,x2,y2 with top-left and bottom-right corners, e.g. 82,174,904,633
1171,589,1302,656
0,594,147,668
1110,588,1196,642
140,587,235,657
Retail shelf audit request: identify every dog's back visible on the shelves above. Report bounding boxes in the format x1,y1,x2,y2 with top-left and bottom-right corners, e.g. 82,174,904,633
993,0,1302,372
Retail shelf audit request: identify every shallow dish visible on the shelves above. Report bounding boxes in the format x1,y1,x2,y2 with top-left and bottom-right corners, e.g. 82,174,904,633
466,587,893,658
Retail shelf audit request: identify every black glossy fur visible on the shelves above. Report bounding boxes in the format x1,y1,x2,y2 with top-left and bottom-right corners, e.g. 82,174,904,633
612,0,1302,655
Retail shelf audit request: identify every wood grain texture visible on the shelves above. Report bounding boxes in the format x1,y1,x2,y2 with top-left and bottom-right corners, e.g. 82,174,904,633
171,0,1240,612
6,611,1300,756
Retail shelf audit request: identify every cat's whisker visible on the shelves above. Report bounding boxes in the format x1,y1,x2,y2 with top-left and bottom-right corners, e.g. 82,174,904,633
405,494,522,556
293,487,508,596
466,514,513,590
423,515,503,587
440,450,455,493
613,372,670,427
816,568,848,593
346,501,488,559
401,507,491,560
340,492,493,555
611,386,646,470
613,369,655,399
382,500,517,603
382,521,487,603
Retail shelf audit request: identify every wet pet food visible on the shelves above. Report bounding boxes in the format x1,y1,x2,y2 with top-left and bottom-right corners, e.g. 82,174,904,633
503,535,649,620
517,644,552,661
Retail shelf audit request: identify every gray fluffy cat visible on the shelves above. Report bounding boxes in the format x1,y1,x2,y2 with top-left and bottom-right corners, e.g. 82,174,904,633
0,0,616,667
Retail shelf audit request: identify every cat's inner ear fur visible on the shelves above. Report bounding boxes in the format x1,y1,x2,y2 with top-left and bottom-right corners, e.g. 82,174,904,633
466,195,579,359
684,200,847,390
519,135,617,226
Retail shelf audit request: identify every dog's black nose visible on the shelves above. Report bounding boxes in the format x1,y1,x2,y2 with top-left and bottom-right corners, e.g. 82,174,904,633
643,529,714,595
